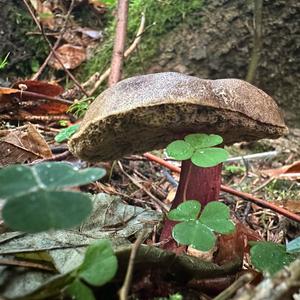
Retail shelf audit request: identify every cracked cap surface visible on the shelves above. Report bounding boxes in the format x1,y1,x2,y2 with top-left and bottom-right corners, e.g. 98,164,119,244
69,72,288,161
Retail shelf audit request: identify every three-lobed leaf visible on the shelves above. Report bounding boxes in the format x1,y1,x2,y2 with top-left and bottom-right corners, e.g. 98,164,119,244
166,133,228,168
0,162,106,233
168,201,235,251
78,240,118,286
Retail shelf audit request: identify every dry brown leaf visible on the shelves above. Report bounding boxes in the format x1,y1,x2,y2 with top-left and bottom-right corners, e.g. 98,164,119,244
0,123,52,167
262,161,300,180
48,44,86,70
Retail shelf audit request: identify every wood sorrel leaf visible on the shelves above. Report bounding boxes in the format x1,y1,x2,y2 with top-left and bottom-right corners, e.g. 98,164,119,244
168,200,201,221
199,202,235,234
2,191,92,233
78,240,118,286
185,133,223,149
191,147,229,167
67,279,95,300
250,242,297,275
166,140,194,160
172,220,216,251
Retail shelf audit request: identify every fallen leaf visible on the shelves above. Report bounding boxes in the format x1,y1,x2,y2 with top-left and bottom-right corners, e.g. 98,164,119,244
262,161,300,180
0,123,52,167
48,44,86,70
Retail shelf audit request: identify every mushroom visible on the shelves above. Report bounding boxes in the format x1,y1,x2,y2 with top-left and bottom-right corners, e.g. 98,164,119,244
69,72,288,247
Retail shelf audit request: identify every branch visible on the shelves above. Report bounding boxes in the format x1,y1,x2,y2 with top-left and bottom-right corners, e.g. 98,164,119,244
22,0,88,96
108,0,129,87
246,0,263,83
87,13,145,96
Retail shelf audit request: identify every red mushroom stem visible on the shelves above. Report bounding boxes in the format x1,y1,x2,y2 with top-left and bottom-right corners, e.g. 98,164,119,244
159,160,222,251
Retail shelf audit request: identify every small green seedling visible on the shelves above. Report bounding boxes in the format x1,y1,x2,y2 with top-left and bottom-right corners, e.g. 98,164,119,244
0,162,105,233
168,201,235,251
67,97,93,118
55,123,80,143
166,133,229,167
67,239,118,300
0,52,10,70
250,239,299,275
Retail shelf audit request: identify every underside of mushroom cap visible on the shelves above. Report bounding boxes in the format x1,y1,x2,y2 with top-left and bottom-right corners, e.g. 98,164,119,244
69,72,288,162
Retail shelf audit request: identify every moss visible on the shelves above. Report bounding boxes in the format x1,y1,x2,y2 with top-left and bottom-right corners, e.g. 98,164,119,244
81,0,204,90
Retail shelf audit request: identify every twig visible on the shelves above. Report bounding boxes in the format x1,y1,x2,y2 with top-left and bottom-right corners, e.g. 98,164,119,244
213,273,254,300
108,0,129,87
143,152,300,223
246,0,263,83
117,161,169,212
87,13,145,95
22,0,88,96
226,151,278,163
118,229,148,300
0,258,55,272
31,0,75,80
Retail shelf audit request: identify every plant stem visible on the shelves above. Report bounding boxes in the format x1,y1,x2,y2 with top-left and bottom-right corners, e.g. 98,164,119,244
159,160,222,250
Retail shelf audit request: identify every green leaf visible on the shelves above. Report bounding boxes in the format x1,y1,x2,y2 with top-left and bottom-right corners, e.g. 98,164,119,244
34,162,106,189
2,191,92,233
250,242,297,275
172,221,216,251
185,133,223,149
168,200,201,221
286,237,300,253
78,240,118,286
191,148,229,167
55,124,80,143
0,163,106,198
67,279,95,300
166,140,194,160
199,202,235,234
0,165,36,199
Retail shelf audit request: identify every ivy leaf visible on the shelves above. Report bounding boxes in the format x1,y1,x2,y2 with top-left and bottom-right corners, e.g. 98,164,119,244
199,202,235,234
250,242,297,275
172,220,216,251
166,140,194,160
191,148,229,167
67,279,95,300
185,133,223,148
78,240,118,286
286,237,300,253
168,200,201,222
2,191,92,233
55,124,80,143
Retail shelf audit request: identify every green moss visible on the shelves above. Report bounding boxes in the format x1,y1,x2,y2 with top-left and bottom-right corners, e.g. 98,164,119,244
81,0,203,90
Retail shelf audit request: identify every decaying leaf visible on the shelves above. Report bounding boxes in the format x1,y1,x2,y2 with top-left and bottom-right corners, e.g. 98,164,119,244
262,161,300,180
48,44,86,70
0,123,52,167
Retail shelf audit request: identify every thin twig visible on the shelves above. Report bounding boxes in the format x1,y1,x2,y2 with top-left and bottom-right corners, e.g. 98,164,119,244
31,0,75,80
108,0,129,86
143,152,300,223
22,0,88,96
0,258,55,272
117,161,169,212
88,13,145,95
246,0,263,83
118,229,148,300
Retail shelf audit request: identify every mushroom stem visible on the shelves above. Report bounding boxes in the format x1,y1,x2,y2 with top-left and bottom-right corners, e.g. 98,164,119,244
160,160,222,250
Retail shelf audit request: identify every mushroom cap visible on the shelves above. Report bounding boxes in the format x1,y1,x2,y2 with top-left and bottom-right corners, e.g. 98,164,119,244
69,72,288,161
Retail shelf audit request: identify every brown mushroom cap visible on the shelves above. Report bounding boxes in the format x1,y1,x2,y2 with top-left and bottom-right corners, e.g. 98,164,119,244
69,72,288,161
